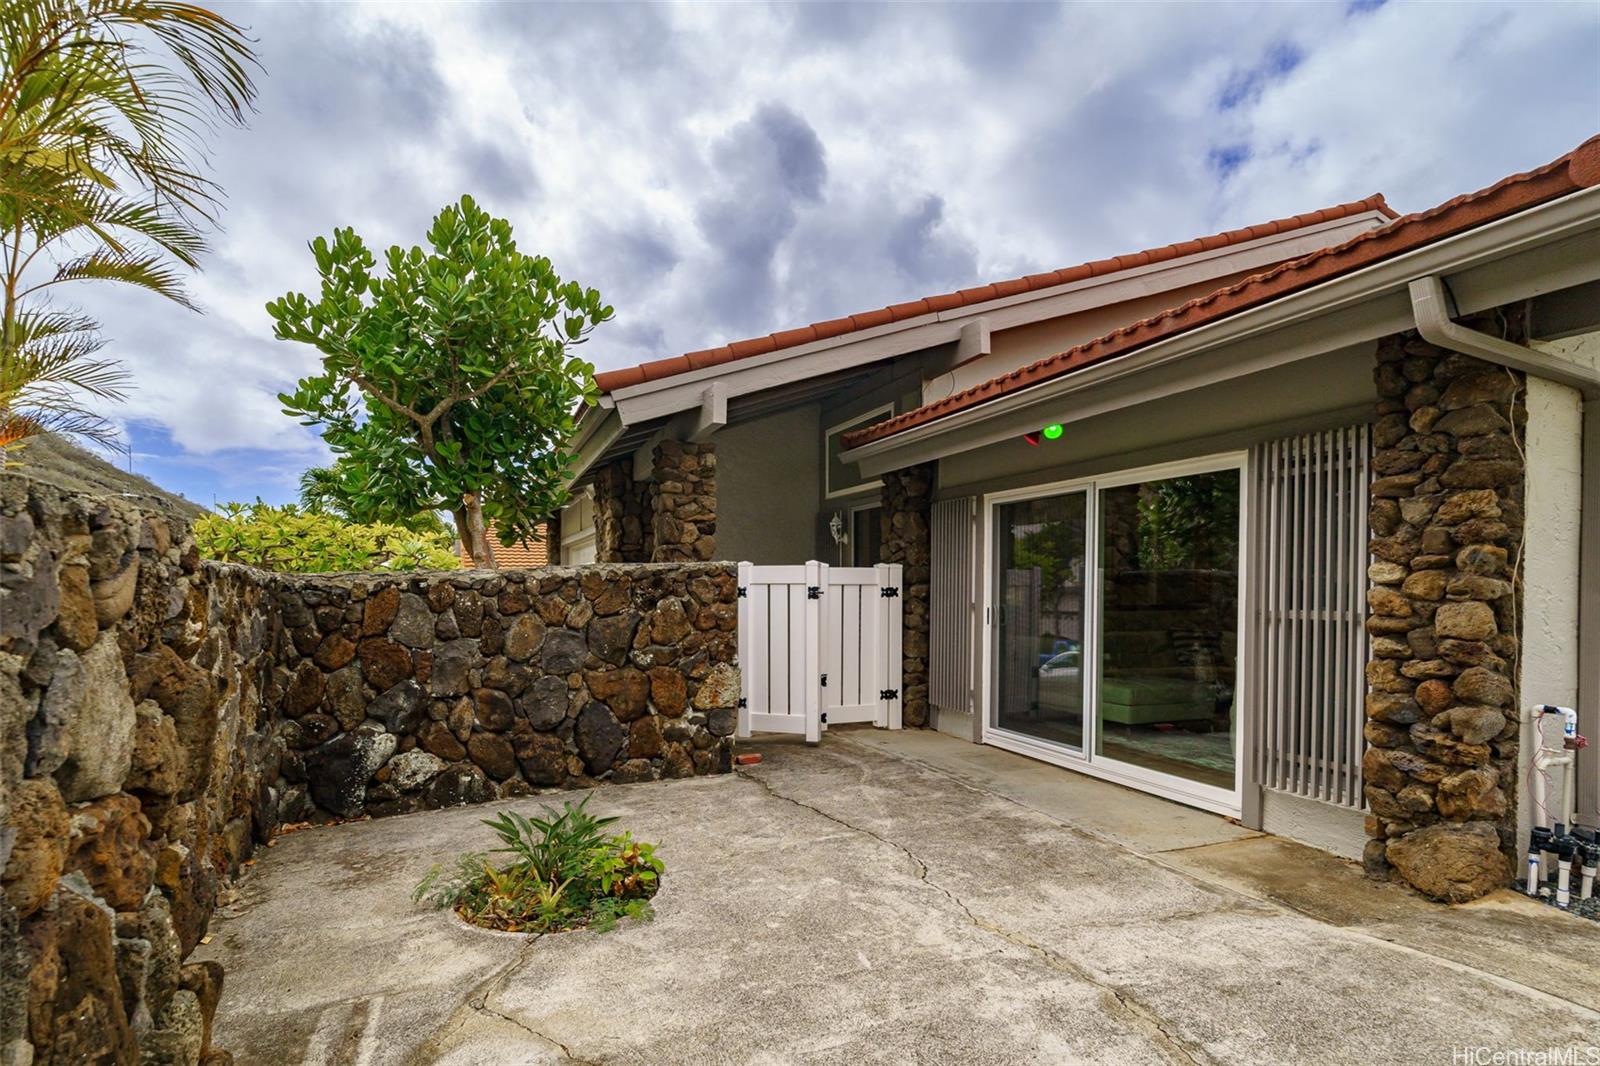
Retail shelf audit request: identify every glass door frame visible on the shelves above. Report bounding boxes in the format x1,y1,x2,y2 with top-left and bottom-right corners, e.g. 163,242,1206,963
978,451,1251,818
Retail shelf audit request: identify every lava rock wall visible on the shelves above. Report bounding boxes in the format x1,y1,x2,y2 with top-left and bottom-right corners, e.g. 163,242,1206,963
882,463,933,728
2,477,277,1066
1362,327,1527,903
270,563,739,822
1,473,739,1066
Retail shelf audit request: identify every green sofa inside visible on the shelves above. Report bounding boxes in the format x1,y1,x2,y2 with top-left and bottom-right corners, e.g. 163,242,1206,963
1099,676,1215,727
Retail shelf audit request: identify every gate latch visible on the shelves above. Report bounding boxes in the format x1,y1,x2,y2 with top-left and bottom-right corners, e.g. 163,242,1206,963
881,586,899,598
820,673,828,687
807,586,822,599
880,688,899,700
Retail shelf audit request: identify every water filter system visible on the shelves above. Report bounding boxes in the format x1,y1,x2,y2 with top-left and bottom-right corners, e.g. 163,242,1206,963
1522,705,1595,911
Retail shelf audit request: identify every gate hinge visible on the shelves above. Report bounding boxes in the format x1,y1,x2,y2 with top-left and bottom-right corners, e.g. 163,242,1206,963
737,697,748,708
880,688,899,700
821,712,829,724
881,586,899,598
820,673,828,687
807,586,822,599
737,586,747,598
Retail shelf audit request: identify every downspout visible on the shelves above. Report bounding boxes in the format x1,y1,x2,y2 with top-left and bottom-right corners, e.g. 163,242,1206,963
1408,276,1600,398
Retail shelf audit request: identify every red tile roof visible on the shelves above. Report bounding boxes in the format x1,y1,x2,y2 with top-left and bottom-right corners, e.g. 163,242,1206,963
592,195,1397,394
845,134,1600,450
460,521,550,568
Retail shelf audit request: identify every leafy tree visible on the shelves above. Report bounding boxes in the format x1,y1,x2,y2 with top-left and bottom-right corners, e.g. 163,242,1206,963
269,196,610,568
1013,518,1086,650
194,501,461,574
298,461,453,538
0,0,257,457
1135,472,1240,570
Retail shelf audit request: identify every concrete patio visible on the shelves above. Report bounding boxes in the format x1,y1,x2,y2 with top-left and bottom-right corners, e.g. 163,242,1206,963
200,730,1600,1065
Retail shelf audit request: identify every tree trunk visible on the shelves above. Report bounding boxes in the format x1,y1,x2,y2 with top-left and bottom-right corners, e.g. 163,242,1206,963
459,492,497,569
451,508,471,563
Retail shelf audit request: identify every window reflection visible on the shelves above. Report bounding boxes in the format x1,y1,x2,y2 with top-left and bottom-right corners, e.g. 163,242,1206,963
994,492,1087,750
1096,471,1239,790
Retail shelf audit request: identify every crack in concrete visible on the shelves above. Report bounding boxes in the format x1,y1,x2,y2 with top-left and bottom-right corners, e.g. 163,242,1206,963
460,935,605,1064
410,933,598,1065
472,998,597,1065
828,735,1600,1023
738,768,1212,1066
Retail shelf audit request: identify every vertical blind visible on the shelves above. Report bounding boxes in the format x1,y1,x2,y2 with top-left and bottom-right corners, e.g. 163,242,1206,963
930,496,977,717
1251,424,1371,809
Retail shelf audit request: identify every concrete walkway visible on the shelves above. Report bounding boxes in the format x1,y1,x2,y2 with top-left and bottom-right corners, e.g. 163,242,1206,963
200,731,1600,1065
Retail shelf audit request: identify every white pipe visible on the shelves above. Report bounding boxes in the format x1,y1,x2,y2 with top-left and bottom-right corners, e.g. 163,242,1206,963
1527,851,1543,896
1526,705,1580,830
1533,749,1576,829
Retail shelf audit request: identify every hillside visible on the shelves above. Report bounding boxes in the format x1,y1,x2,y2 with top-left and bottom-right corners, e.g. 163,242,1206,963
6,434,205,518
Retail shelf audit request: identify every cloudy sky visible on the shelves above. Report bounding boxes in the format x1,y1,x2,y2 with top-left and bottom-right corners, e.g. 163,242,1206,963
86,0,1599,507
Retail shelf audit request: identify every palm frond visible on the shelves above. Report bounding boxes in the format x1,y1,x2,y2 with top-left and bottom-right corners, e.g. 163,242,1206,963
22,250,195,308
0,0,257,253
0,403,125,457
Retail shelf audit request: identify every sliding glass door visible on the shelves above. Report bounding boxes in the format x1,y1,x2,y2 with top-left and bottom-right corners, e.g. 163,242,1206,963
993,492,1088,750
1094,468,1240,795
985,456,1245,814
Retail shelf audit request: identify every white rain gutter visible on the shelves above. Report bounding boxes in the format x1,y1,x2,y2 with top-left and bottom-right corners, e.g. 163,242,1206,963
1409,275,1600,399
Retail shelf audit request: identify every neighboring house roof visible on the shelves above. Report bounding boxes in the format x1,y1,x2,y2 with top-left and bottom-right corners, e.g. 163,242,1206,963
593,195,1397,394
461,521,550,568
845,134,1600,450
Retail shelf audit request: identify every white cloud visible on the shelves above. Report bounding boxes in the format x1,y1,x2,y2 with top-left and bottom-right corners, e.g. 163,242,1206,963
70,0,1597,503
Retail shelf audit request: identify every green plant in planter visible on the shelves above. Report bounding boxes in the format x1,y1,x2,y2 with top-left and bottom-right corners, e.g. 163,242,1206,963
414,795,663,934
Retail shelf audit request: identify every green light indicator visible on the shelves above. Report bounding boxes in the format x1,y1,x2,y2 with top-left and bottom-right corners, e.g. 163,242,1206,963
1042,424,1064,440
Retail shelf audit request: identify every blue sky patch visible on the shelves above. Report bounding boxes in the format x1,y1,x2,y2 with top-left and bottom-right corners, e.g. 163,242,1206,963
1208,144,1253,179
1218,42,1306,111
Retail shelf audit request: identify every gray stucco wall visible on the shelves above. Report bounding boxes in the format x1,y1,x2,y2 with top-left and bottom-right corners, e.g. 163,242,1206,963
935,349,1376,499
715,403,823,564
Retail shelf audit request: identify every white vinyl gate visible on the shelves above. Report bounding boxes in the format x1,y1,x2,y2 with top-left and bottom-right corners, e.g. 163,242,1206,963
736,560,904,741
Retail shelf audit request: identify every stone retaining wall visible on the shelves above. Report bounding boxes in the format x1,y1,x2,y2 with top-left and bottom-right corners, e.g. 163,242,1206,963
1363,326,1527,902
3,478,276,1066
1,475,737,1066
270,563,739,822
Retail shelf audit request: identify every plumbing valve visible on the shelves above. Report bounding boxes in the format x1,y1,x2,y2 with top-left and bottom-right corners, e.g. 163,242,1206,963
1552,829,1577,910
1576,829,1599,901
1535,704,1579,739
1528,825,1554,896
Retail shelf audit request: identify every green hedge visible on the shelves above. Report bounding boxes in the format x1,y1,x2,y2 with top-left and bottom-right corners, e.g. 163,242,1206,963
195,502,461,573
